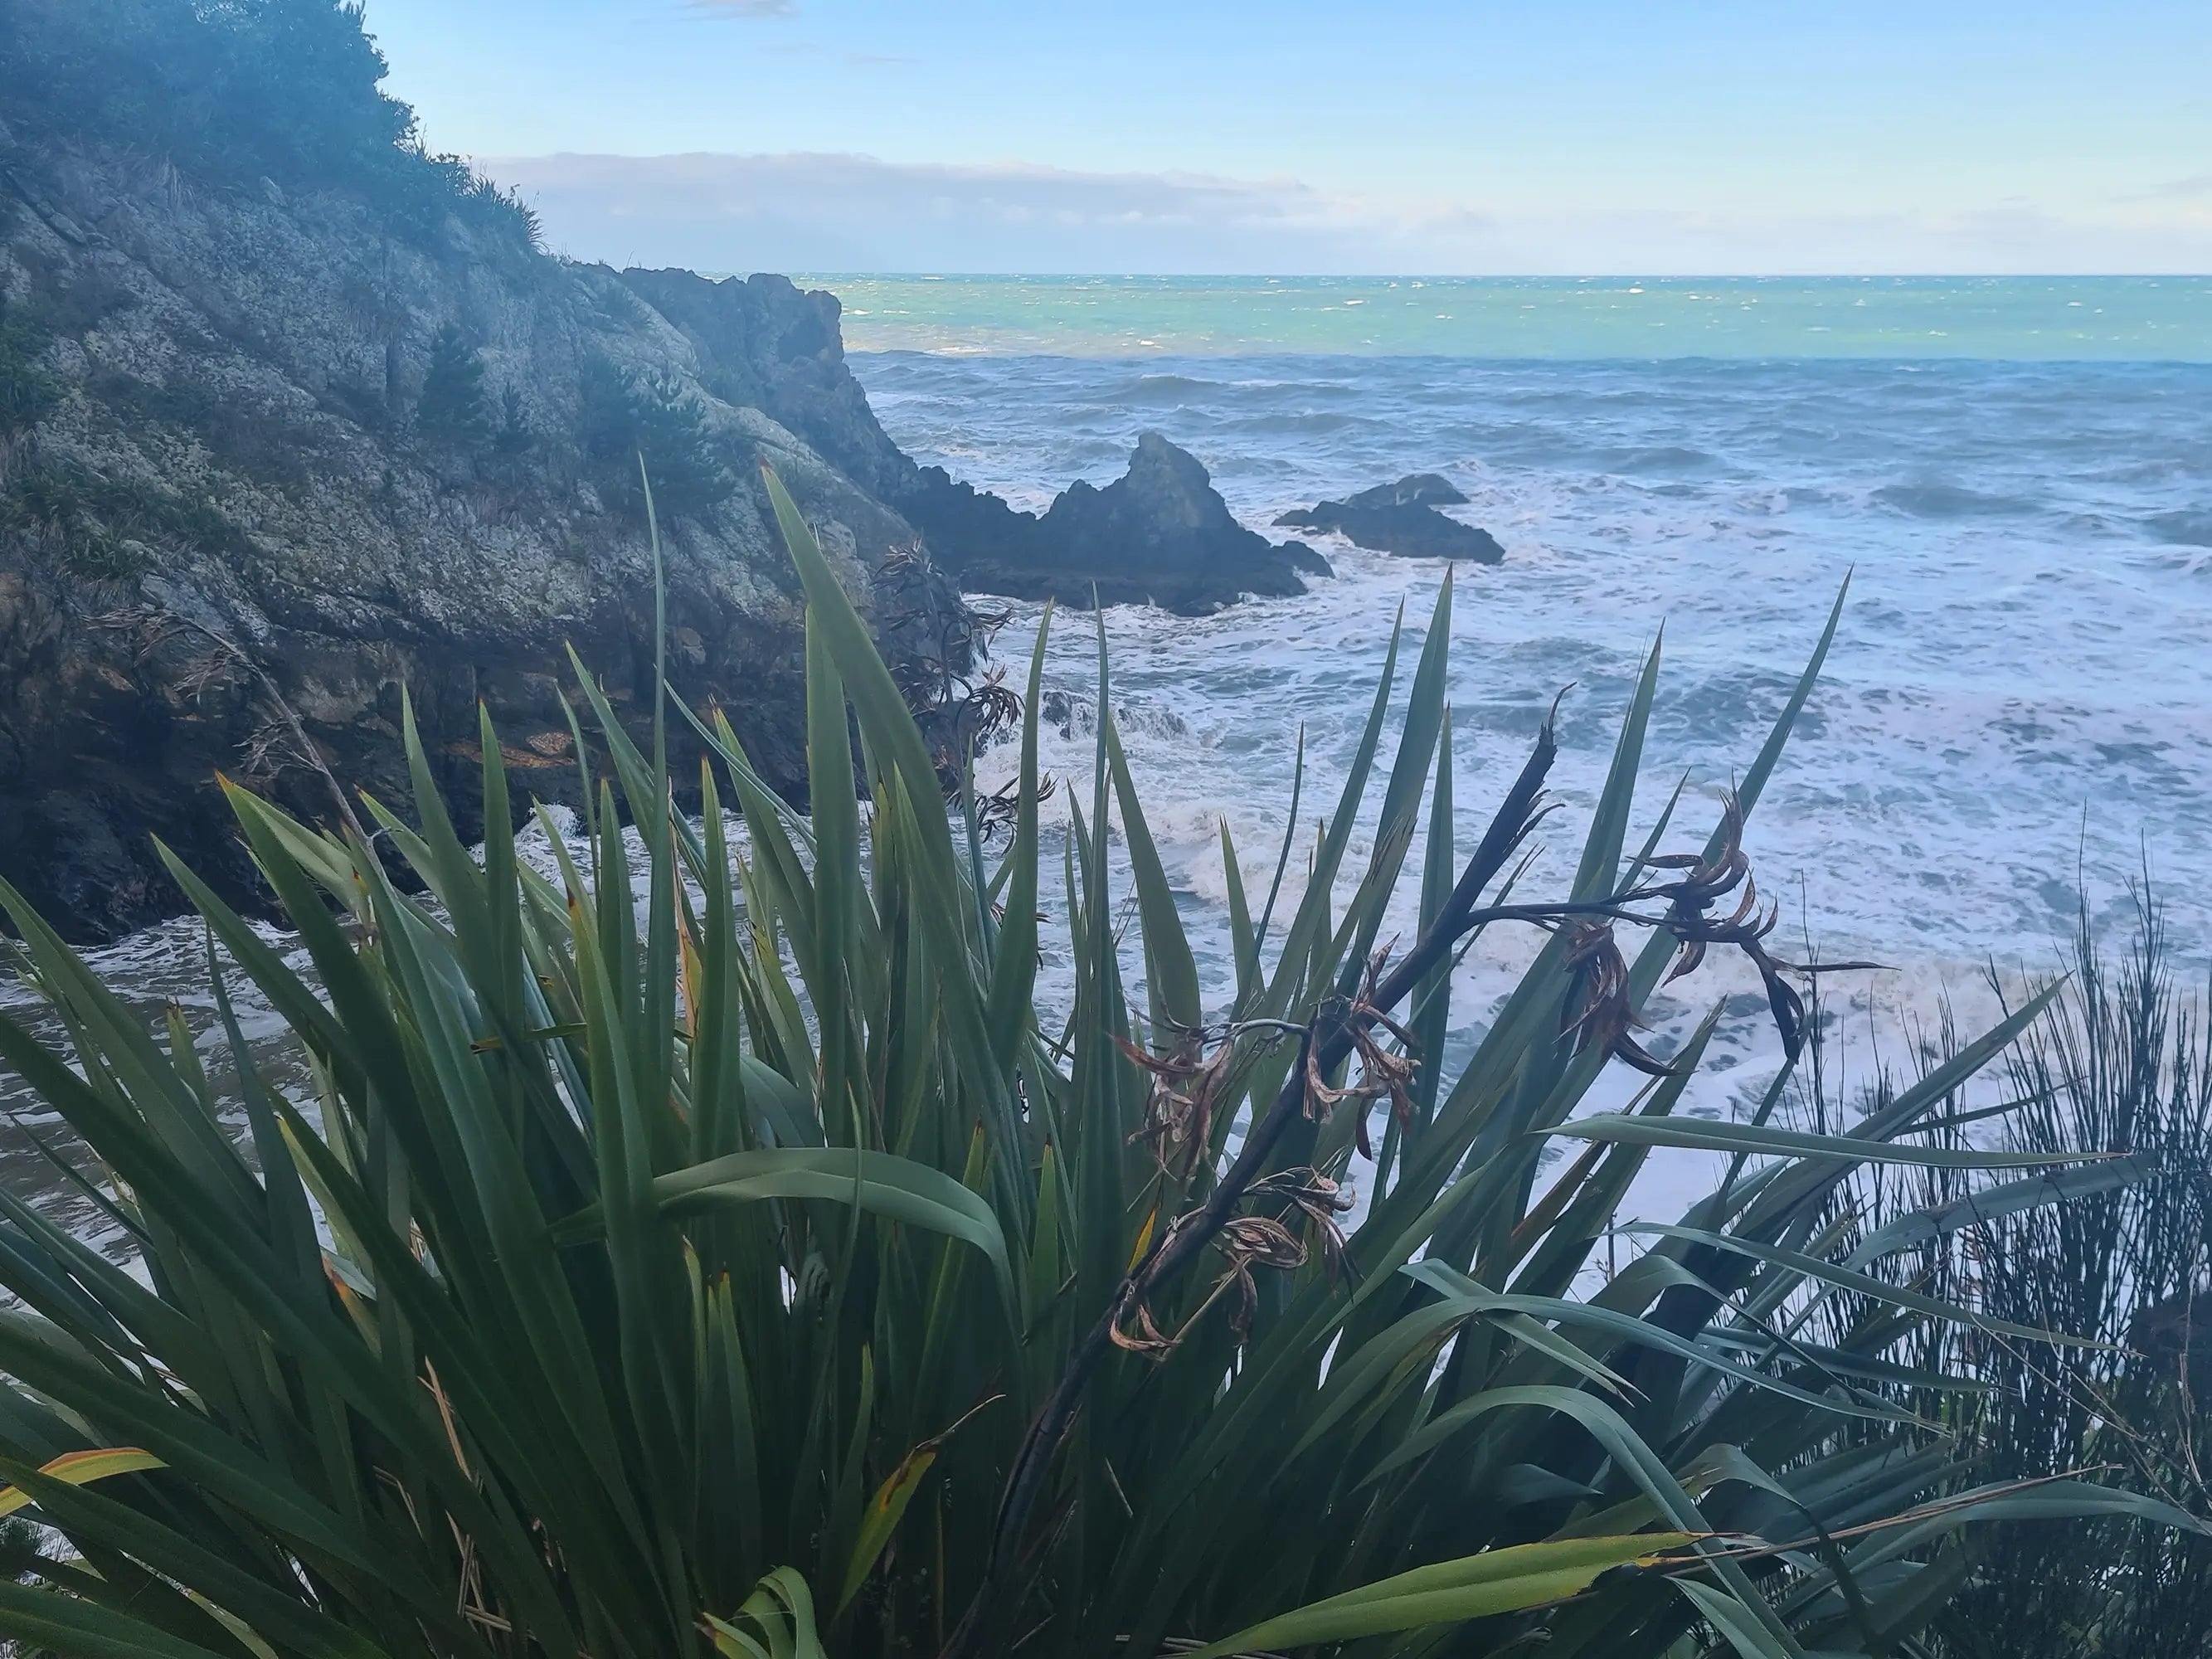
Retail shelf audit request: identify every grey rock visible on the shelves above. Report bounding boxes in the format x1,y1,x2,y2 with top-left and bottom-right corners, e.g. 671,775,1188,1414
1343,472,1467,509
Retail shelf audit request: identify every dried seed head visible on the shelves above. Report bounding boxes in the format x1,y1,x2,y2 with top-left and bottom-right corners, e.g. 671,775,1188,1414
1300,953,1423,1152
1563,920,1677,1077
1633,791,1874,1063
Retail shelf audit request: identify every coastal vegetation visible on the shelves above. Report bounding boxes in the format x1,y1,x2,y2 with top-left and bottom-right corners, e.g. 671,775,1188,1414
0,472,2198,1657
577,357,739,520
0,3,2205,1655
0,0,538,249
415,326,495,454
1848,899,2212,1657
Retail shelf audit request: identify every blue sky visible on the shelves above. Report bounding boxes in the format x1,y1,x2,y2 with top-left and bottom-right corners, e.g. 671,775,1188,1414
363,0,2212,274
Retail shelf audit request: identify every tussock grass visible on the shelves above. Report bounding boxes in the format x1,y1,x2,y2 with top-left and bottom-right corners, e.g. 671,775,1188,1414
1815,893,2212,1657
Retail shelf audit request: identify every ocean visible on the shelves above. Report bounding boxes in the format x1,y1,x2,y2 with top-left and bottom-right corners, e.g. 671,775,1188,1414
7,275,2212,1227
826,275,2212,1198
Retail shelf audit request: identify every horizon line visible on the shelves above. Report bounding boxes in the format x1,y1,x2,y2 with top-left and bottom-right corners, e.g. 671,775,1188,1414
732,270,2212,283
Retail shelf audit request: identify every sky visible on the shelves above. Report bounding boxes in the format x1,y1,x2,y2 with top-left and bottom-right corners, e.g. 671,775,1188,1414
361,0,2212,275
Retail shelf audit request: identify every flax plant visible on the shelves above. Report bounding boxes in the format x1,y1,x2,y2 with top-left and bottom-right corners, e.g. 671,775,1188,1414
0,467,2197,1659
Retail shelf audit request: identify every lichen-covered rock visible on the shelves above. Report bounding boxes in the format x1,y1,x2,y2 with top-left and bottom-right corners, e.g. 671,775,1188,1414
0,125,970,941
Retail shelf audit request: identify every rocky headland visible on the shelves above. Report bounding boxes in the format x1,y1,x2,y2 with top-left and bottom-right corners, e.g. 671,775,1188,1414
0,1,996,940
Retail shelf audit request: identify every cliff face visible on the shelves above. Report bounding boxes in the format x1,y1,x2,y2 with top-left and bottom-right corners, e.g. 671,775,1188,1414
0,53,967,941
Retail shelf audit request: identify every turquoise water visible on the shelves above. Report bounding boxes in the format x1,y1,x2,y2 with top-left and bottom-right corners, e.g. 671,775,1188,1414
810,275,2212,361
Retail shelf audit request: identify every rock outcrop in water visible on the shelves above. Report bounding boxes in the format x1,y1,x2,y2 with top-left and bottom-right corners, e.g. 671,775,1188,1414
905,432,1328,616
1276,474,1505,563
0,0,981,942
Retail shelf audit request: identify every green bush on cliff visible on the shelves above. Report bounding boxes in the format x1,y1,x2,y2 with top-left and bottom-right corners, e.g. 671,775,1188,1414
0,460,248,580
0,471,2199,1659
0,297,58,438
580,354,737,518
493,383,533,459
416,324,493,450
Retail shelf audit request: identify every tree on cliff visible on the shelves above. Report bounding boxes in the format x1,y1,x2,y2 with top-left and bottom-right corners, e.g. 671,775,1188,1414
415,324,493,450
579,356,737,519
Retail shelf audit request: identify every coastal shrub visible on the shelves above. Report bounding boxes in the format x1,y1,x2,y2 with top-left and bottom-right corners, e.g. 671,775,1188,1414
1826,899,2212,1657
415,324,493,450
492,383,534,459
579,354,736,518
461,172,546,252
0,469,2198,1659
12,266,137,343
0,298,58,438
84,365,324,492
0,460,247,579
0,0,537,250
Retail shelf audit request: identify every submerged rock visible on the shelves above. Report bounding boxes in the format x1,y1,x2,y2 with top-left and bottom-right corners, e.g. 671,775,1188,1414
1275,473,1504,563
903,432,1329,616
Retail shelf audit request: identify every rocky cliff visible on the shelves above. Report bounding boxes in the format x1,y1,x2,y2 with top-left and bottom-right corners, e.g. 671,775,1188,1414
0,1,975,941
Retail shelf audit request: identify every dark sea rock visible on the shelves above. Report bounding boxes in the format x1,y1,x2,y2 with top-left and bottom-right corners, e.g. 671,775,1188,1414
1275,473,1504,563
900,432,1327,616
1028,432,1319,612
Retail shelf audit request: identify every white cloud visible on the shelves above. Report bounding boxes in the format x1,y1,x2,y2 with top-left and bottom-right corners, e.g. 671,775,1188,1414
486,151,2212,275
